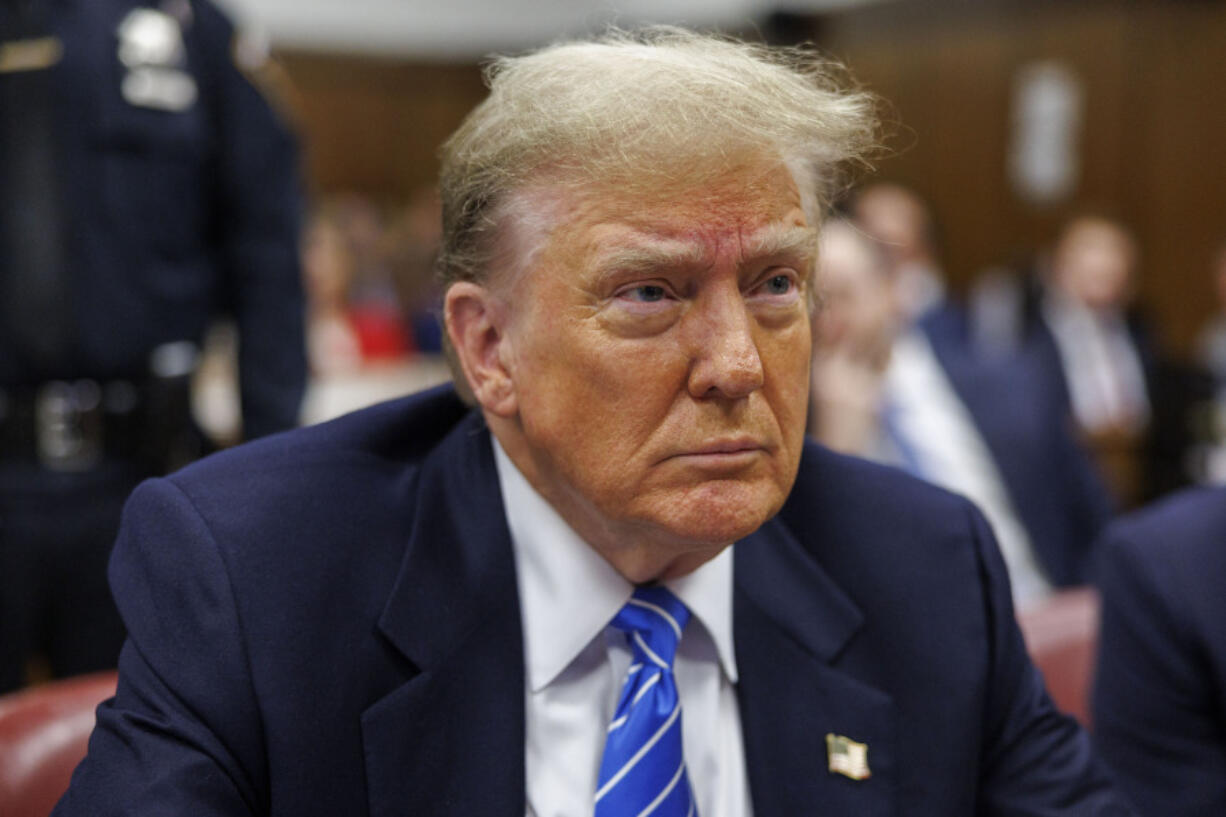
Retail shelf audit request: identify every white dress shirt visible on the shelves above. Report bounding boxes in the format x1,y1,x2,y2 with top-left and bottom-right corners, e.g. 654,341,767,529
492,439,753,817
882,330,1053,607
1042,295,1149,433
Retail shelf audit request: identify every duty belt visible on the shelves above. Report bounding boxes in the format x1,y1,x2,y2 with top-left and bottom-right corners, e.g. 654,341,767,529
0,374,195,473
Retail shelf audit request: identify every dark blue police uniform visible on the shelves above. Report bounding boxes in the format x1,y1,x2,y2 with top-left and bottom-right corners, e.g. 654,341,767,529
0,0,306,691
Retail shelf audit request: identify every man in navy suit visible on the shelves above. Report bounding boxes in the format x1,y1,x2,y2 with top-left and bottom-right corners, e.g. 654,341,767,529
1093,486,1226,816
56,28,1134,816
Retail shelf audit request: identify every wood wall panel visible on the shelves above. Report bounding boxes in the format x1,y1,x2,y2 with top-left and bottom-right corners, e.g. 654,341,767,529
273,53,487,203
1128,5,1226,354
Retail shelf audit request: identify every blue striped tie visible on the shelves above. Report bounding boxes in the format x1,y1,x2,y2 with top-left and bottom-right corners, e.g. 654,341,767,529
595,586,699,817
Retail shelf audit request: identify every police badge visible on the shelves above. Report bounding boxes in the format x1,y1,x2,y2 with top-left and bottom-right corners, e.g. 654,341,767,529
116,6,197,112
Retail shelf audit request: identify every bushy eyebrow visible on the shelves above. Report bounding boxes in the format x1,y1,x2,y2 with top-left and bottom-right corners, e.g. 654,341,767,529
590,237,710,277
591,223,818,279
741,223,819,265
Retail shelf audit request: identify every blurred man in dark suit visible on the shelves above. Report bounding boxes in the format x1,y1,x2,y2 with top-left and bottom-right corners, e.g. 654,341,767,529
1033,214,1211,503
1036,216,1153,437
56,28,1133,816
0,0,305,691
1093,486,1226,817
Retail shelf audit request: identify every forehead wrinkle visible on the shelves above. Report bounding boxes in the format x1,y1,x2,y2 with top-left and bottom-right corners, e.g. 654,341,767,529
592,220,816,279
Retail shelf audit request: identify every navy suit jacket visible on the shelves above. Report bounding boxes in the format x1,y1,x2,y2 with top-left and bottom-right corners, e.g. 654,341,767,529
919,306,1115,587
1092,487,1226,817
55,385,1132,816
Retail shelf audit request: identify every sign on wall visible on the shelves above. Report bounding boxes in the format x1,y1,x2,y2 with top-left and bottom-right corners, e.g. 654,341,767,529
1008,60,1083,205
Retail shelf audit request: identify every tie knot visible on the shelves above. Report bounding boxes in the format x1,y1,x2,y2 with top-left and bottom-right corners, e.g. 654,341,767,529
610,586,690,670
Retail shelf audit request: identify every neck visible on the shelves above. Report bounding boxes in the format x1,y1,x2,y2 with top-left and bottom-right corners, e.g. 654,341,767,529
602,543,725,585
487,414,728,584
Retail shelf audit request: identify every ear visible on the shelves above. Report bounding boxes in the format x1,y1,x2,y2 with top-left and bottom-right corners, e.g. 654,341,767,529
444,282,517,417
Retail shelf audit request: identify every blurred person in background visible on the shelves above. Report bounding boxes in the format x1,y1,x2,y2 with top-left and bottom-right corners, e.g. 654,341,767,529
0,0,306,692
383,187,445,355
849,181,950,328
299,195,456,429
811,218,1114,608
1092,485,1226,816
327,195,413,364
1036,215,1153,438
1031,214,1207,504
966,250,1047,361
969,213,1205,502
808,219,896,455
303,199,413,374
303,205,364,374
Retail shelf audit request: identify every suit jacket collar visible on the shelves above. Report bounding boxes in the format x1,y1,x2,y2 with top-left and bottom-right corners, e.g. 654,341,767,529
363,405,896,816
363,409,526,817
374,410,515,669
735,517,897,817
735,516,862,664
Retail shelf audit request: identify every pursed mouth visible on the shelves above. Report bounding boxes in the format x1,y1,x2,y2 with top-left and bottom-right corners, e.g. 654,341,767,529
665,439,769,460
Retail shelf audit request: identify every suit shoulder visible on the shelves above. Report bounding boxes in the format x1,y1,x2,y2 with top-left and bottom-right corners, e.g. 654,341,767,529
1100,486,1226,564
787,442,978,529
775,444,1016,717
1097,486,1226,598
157,384,472,541
781,443,990,585
177,384,468,479
115,386,479,620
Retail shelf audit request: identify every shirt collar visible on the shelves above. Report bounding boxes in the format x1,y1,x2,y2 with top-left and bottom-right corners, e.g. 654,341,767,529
492,437,738,693
665,544,738,684
1044,288,1124,332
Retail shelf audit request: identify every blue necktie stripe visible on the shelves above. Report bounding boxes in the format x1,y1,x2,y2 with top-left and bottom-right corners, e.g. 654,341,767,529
598,726,689,815
595,586,698,817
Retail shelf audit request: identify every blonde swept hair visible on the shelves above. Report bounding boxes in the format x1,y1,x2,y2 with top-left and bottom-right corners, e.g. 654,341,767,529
437,26,880,290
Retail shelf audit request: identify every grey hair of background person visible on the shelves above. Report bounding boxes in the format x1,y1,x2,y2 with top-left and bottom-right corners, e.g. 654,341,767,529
436,26,880,396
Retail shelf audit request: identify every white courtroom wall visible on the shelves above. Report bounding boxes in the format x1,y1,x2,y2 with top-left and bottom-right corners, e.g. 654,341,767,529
215,0,886,58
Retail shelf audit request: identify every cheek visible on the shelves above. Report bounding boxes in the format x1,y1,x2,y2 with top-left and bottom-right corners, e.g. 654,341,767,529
763,326,814,467
514,324,683,463
764,320,813,395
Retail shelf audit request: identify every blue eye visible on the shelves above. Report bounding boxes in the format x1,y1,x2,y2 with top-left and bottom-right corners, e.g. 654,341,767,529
763,275,793,295
628,285,667,302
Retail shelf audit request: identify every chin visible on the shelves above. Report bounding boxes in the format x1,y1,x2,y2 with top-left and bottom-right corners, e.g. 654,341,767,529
655,478,787,546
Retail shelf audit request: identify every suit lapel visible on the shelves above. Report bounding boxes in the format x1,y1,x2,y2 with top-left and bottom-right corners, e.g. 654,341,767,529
735,520,898,817
362,413,525,817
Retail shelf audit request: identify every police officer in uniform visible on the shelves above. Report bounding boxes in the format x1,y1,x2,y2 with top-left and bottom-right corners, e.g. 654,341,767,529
0,0,307,692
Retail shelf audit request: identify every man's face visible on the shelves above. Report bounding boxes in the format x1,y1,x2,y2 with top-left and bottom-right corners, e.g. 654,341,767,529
815,223,897,362
1055,220,1135,311
492,162,815,573
853,186,932,271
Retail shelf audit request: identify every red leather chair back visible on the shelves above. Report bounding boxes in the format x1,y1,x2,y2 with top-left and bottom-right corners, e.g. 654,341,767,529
1017,587,1101,728
0,671,118,817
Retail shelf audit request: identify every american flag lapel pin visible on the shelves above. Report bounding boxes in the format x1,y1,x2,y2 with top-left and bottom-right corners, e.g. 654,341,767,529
826,733,871,781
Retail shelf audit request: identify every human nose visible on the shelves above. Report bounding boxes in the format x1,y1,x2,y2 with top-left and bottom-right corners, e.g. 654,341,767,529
685,286,765,400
